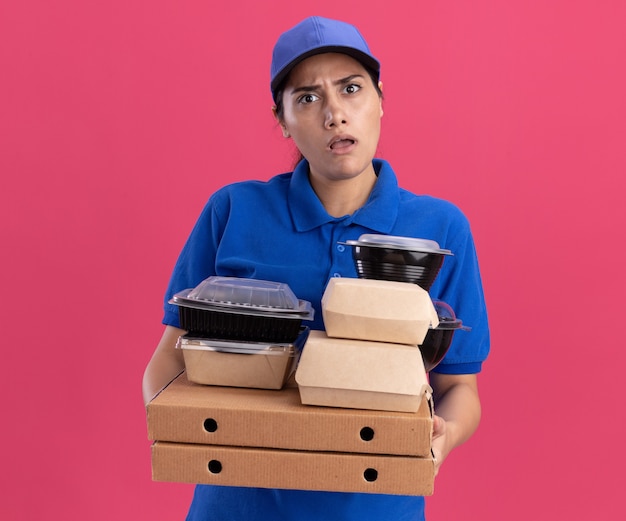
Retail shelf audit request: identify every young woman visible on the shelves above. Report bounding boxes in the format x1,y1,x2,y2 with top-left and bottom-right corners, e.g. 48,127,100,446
143,16,490,521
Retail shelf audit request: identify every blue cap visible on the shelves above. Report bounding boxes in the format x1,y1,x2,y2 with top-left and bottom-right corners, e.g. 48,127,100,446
270,16,380,102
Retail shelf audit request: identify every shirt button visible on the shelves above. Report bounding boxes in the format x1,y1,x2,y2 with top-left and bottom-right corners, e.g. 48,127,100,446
333,273,341,278
337,244,345,252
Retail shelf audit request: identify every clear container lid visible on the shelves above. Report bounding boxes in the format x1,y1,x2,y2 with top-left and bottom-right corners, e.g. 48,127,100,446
188,276,300,310
169,276,315,319
432,301,469,330
176,336,294,355
344,234,452,255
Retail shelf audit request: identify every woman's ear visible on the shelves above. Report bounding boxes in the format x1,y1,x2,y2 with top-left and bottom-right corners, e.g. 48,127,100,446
378,81,384,117
272,106,291,138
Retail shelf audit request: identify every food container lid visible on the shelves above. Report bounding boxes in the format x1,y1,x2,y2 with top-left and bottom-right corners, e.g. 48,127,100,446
189,276,300,309
344,234,452,255
169,276,315,320
431,301,469,330
170,289,314,319
176,336,294,355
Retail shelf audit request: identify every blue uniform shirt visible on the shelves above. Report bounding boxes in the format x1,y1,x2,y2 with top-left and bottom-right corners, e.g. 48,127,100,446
163,158,490,520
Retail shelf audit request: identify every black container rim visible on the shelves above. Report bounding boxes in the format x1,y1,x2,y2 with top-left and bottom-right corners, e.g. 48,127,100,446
341,240,453,255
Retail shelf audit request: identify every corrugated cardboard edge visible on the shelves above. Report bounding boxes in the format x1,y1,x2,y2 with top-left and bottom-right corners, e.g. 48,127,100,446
152,442,434,496
146,369,185,406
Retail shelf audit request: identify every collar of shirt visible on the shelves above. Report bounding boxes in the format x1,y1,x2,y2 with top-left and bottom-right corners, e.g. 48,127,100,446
288,158,400,232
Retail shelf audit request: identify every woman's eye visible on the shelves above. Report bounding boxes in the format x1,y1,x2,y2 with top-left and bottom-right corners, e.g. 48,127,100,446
298,93,319,104
344,84,361,94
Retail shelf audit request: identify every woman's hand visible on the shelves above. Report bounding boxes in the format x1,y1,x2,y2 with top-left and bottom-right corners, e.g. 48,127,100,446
429,373,482,477
431,414,450,476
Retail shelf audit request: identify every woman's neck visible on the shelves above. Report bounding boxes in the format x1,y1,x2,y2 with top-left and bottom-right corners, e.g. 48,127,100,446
309,167,378,217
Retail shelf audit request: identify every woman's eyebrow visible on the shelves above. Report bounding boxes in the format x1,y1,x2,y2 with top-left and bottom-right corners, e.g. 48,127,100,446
289,74,366,96
290,83,321,96
334,74,365,86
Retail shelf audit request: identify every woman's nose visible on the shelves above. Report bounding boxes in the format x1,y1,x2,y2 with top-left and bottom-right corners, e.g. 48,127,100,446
324,96,347,128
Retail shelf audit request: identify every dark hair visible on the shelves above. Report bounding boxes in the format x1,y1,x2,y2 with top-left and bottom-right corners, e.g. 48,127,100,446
273,65,383,121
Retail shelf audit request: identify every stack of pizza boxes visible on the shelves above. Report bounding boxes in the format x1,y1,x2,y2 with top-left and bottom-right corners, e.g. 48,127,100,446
147,277,437,496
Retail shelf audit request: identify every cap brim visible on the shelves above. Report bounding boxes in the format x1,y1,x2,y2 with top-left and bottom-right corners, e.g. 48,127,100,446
271,46,380,101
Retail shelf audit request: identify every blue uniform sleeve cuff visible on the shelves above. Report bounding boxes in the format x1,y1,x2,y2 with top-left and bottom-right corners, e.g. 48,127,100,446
163,307,181,329
430,361,483,375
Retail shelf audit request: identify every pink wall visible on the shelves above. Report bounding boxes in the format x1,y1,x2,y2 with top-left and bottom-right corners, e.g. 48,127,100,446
1,1,624,519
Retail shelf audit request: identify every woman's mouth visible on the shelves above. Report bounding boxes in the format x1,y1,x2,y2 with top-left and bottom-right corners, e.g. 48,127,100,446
329,135,356,151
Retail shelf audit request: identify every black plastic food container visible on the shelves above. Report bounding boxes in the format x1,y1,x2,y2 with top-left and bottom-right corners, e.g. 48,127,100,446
170,277,314,343
420,301,468,372
344,235,452,291
176,305,307,343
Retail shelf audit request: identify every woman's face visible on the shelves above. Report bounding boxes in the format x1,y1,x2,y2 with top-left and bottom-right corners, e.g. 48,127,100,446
276,53,383,184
